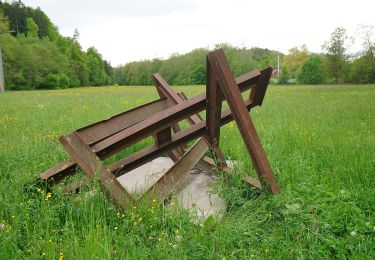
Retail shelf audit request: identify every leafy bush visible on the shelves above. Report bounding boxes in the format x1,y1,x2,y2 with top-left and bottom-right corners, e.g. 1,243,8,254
59,74,70,88
297,55,325,84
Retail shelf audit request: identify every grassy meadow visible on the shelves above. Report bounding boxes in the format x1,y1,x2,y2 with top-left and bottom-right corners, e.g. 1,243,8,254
0,84,374,259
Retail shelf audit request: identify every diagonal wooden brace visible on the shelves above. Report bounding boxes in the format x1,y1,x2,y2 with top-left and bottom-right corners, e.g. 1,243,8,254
59,132,134,209
207,49,280,194
143,138,209,202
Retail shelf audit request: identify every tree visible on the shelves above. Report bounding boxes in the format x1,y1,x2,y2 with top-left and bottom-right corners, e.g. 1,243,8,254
278,66,290,84
282,45,309,78
297,55,325,84
87,47,111,86
26,17,38,37
322,27,349,83
356,25,375,54
349,25,375,83
0,1,110,89
113,45,280,86
73,28,79,43
0,9,9,33
190,64,205,84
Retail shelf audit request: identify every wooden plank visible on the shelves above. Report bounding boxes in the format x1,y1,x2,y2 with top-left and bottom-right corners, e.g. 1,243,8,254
154,125,180,161
197,156,217,171
250,66,273,107
153,80,188,159
207,49,280,194
205,55,228,169
77,97,171,145
206,55,222,147
155,126,172,147
243,176,262,189
144,138,208,202
59,132,134,209
153,73,201,124
40,159,77,183
178,92,204,121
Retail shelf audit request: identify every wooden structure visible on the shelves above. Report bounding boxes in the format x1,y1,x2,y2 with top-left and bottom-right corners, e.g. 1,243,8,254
40,49,279,209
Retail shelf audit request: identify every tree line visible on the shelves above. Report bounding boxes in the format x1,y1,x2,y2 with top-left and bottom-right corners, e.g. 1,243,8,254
0,0,112,90
1,1,374,90
112,44,281,86
280,26,375,84
114,26,375,86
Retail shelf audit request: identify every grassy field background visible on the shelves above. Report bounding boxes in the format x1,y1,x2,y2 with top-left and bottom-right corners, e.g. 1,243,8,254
0,84,374,259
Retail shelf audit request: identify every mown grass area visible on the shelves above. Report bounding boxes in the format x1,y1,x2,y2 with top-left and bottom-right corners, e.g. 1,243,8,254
0,84,374,259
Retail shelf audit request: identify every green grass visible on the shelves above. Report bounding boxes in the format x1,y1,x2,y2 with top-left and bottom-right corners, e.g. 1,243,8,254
0,84,374,259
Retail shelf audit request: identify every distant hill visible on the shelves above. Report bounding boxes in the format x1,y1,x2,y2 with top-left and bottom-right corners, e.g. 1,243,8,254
113,43,283,86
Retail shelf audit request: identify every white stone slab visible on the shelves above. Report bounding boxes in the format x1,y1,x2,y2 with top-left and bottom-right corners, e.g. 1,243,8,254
116,157,227,220
116,157,174,197
174,169,226,221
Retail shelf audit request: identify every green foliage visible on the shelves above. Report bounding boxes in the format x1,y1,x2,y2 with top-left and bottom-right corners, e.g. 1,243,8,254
347,50,375,83
278,66,290,84
0,1,111,90
39,73,70,89
297,55,325,84
323,27,349,83
26,17,38,37
87,47,111,86
190,64,205,84
0,9,9,32
113,44,281,86
282,45,309,78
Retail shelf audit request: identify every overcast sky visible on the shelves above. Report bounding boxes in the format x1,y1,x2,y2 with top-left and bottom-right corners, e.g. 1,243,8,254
22,0,375,66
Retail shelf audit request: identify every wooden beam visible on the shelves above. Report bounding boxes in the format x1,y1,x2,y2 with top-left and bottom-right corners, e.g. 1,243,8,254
207,49,280,194
155,126,172,147
77,97,171,145
250,66,273,107
205,55,228,169
153,73,201,124
206,55,222,147
59,132,134,209
144,138,208,202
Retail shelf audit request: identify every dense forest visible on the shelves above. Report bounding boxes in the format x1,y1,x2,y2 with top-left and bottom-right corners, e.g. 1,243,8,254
112,45,281,85
1,1,374,90
0,0,112,90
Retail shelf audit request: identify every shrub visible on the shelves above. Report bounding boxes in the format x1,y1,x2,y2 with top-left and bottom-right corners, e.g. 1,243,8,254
297,55,325,84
